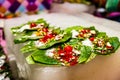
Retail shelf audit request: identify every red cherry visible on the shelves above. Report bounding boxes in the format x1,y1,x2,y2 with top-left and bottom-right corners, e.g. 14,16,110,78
30,23,37,28
42,28,48,32
40,38,47,43
70,56,78,66
64,57,72,62
58,49,65,56
106,46,113,49
62,54,73,62
81,30,86,34
64,45,73,52
40,35,49,42
70,60,78,66
86,29,90,33
47,34,54,39
89,37,95,41
79,33,84,37
40,33,54,43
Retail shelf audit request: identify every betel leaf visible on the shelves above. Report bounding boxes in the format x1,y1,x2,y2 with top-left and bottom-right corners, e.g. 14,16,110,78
14,35,43,44
20,41,37,53
29,50,60,65
66,38,82,50
88,26,96,30
78,46,92,63
26,55,35,64
52,27,61,34
11,18,49,34
36,32,71,49
97,32,108,38
109,37,120,51
64,26,83,32
32,18,49,27
13,31,37,43
85,53,96,63
11,24,25,35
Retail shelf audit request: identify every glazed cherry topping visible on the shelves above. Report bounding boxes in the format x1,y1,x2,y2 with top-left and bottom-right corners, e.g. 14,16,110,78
85,29,90,33
58,50,65,56
47,34,54,39
40,33,54,43
106,46,113,49
79,33,84,37
81,30,86,34
64,45,73,52
89,37,95,41
42,28,48,32
70,56,78,66
56,45,78,66
30,23,37,28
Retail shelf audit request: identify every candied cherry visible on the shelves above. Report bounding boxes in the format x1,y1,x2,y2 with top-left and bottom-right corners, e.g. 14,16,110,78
89,37,95,41
62,54,73,62
47,33,54,39
70,56,78,66
85,29,90,33
106,46,113,49
64,45,73,52
81,30,86,34
58,49,65,56
30,22,37,28
42,28,48,32
79,33,84,37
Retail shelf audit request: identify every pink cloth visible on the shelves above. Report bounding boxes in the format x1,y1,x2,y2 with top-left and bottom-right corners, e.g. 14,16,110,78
0,29,6,53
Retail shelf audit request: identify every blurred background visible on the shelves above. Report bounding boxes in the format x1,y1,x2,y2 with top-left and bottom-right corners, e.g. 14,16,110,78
0,0,120,22
0,0,120,80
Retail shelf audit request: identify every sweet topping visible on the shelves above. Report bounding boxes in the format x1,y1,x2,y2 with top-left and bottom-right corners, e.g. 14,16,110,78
90,30,96,34
82,39,93,47
64,45,73,52
19,25,30,32
42,28,48,32
55,34,64,40
72,49,81,55
35,41,45,47
71,30,79,38
97,39,105,47
40,33,55,43
30,22,37,28
89,37,95,41
46,45,80,66
106,42,113,49
46,48,55,58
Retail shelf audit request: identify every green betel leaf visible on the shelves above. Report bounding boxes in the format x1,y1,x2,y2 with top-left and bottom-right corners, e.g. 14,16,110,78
34,32,71,49
29,50,60,65
26,55,35,64
52,27,61,34
109,37,120,51
85,53,97,63
14,35,43,44
11,18,49,34
66,38,82,50
34,18,49,27
65,26,83,32
78,46,92,63
20,41,37,53
97,32,108,38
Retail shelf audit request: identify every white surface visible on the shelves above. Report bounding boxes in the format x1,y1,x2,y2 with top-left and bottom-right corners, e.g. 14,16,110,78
0,19,4,28
4,13,120,80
